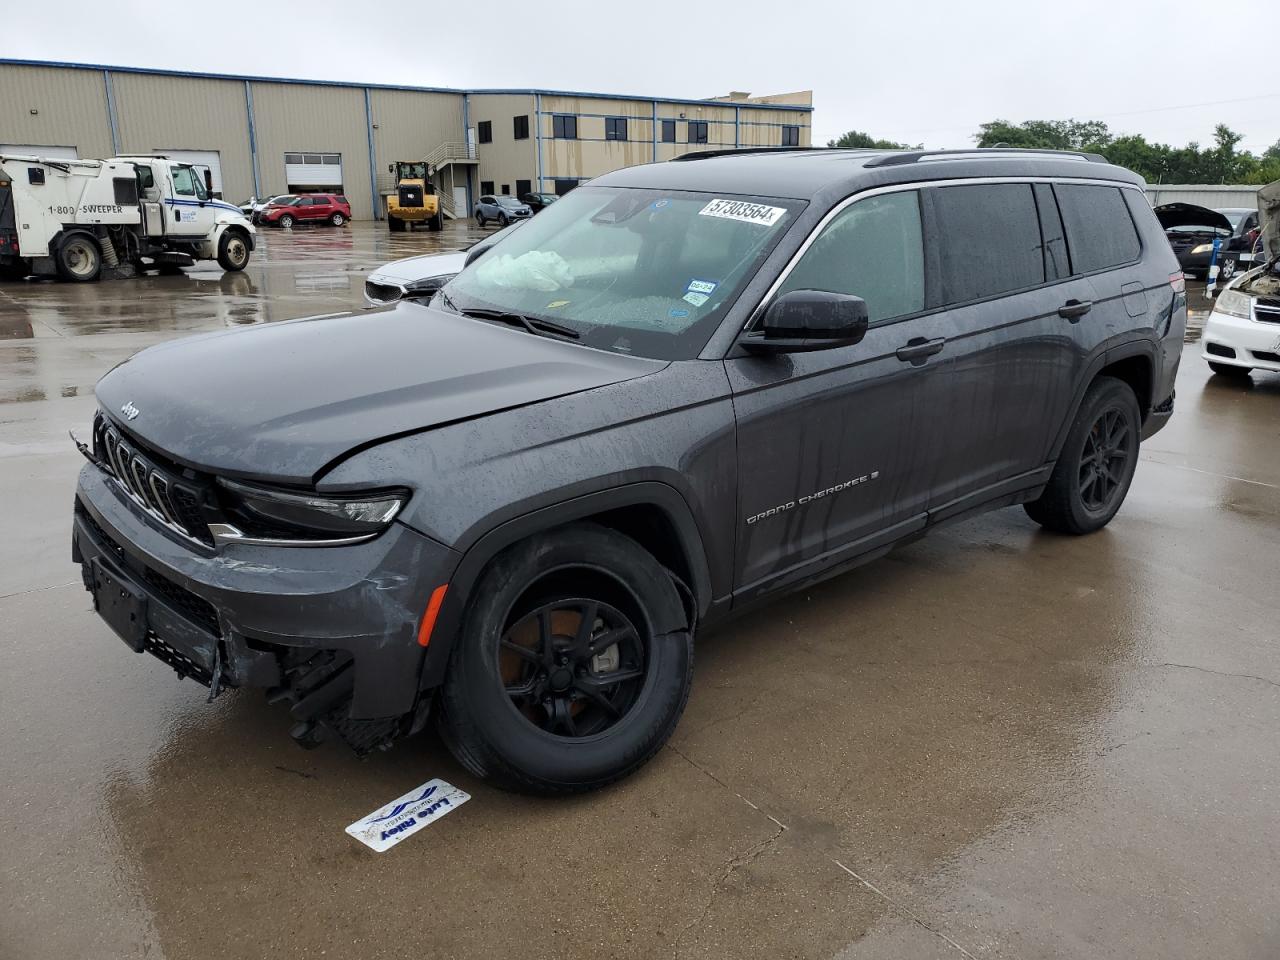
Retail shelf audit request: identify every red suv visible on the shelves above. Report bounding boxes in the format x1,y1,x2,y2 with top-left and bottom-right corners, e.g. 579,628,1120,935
260,194,351,228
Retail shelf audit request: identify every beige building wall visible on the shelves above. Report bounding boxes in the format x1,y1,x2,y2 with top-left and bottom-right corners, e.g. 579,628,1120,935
111,72,255,204
469,94,537,199
0,63,114,159
368,87,467,201
248,81,376,219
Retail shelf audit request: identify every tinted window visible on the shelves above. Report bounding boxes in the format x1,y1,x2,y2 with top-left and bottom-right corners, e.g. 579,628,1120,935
477,121,492,144
1055,184,1141,274
170,165,196,196
661,120,676,143
480,182,494,196
777,190,924,324
688,120,708,144
605,117,628,141
781,125,800,147
554,178,577,196
932,183,1044,303
553,115,577,139
513,115,529,140
516,179,531,198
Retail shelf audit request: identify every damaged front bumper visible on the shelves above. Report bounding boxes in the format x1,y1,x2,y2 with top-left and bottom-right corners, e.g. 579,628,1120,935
72,462,461,754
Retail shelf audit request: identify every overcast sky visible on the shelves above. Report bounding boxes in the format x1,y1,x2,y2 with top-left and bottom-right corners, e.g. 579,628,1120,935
4,0,1277,154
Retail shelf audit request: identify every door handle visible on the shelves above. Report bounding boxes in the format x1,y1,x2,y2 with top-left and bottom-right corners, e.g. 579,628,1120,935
1058,299,1092,321
895,337,946,365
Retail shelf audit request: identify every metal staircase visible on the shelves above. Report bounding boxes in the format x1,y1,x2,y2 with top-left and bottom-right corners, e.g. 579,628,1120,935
374,142,477,220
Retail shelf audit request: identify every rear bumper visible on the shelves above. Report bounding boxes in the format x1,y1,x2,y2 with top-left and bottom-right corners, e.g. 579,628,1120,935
72,462,461,746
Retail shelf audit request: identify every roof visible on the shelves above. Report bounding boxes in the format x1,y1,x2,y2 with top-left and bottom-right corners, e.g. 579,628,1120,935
595,148,1147,201
0,58,812,113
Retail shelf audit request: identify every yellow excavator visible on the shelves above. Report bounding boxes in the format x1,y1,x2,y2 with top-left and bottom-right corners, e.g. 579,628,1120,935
384,161,442,232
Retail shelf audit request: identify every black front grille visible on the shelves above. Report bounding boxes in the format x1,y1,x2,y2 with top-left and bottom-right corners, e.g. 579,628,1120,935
1251,350,1280,364
1255,297,1280,324
364,279,403,303
397,185,424,208
1206,342,1236,358
93,413,215,547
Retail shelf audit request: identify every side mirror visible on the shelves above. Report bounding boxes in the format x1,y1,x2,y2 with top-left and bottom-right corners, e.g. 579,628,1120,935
463,217,528,267
741,290,870,354
388,163,395,173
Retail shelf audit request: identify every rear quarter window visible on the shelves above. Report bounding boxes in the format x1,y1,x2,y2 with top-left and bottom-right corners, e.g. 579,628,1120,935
1055,184,1141,274
931,183,1045,303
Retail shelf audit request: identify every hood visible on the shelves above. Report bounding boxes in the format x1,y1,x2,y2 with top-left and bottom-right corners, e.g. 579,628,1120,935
1259,179,1280,261
368,250,469,285
1153,202,1234,233
95,302,666,484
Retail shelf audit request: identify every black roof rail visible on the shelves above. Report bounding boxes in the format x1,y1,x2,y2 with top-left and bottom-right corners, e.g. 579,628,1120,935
864,148,1109,168
671,146,829,162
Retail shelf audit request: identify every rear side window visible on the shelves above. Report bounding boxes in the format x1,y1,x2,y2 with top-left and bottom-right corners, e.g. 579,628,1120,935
1055,184,1141,273
931,183,1044,303
778,190,924,324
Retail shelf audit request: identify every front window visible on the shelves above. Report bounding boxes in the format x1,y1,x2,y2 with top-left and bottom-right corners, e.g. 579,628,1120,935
443,186,803,360
171,165,196,196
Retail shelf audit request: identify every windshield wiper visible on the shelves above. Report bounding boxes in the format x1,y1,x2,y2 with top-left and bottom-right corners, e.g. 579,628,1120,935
448,301,580,340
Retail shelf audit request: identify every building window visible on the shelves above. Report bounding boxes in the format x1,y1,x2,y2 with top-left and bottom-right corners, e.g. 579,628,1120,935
554,178,578,196
553,115,578,139
477,121,493,144
513,115,529,140
687,120,708,144
516,178,532,199
661,119,676,143
500,184,510,195
605,117,628,141
782,125,800,147
480,180,494,195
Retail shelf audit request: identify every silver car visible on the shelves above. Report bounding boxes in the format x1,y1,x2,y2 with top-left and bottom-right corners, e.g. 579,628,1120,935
473,194,532,227
363,220,528,306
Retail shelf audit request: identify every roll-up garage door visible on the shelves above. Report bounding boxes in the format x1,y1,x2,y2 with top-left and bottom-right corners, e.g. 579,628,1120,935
284,153,343,192
154,150,223,198
1,144,79,160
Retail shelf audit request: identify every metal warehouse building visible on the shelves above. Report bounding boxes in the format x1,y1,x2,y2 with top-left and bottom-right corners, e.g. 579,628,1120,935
0,59,812,221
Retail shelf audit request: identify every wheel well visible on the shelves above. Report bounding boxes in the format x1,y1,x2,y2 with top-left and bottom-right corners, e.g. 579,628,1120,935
1098,355,1152,418
585,504,698,624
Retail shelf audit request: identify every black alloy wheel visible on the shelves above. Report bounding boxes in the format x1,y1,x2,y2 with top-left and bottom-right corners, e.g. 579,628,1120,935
1077,407,1131,512
499,598,646,738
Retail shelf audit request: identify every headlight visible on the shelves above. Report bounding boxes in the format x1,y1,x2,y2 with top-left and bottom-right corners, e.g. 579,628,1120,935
218,478,407,539
1213,288,1253,319
1190,243,1215,255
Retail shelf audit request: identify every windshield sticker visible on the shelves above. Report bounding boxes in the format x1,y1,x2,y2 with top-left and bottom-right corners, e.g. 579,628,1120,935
669,308,691,319
699,199,787,227
650,199,671,211
346,778,470,853
546,299,571,309
686,279,718,295
682,291,709,307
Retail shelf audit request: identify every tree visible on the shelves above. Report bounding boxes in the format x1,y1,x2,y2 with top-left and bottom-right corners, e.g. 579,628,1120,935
976,119,1111,151
827,130,918,150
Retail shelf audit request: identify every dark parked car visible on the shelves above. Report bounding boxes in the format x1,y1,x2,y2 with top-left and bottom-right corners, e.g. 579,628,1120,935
521,192,558,213
473,194,532,227
71,148,1183,794
260,193,352,228
1155,203,1261,280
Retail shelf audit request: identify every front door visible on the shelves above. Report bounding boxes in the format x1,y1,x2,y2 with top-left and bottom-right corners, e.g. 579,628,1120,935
165,164,217,238
453,186,467,218
728,188,949,599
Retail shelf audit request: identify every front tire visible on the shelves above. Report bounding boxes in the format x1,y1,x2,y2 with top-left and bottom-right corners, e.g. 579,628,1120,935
476,213,486,228
428,213,443,231
499,213,510,227
387,215,406,232
55,233,102,282
1208,361,1250,379
1024,376,1141,535
438,523,693,795
216,230,250,272
278,214,295,229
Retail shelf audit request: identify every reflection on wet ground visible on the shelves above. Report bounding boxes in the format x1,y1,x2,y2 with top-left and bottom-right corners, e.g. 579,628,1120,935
1,225,1278,959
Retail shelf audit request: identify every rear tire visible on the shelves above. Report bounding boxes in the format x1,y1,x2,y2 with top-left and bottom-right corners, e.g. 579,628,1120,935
476,213,486,228
55,233,101,282
1024,376,1141,535
438,523,693,795
329,212,346,226
387,215,406,232
0,259,30,281
216,230,250,272
1208,361,1250,379
428,213,443,231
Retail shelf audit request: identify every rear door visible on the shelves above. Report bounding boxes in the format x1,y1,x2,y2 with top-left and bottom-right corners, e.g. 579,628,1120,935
917,181,1094,513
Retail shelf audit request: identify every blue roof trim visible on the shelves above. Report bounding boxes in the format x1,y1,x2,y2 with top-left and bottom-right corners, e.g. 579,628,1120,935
1,58,813,113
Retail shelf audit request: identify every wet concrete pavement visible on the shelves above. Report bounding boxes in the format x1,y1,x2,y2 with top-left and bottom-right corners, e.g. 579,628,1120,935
2,223,1278,959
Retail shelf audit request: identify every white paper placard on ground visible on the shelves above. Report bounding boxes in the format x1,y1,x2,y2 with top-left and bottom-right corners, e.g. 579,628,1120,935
345,779,470,852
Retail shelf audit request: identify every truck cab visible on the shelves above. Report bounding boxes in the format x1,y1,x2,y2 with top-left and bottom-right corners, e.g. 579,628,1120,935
0,153,254,282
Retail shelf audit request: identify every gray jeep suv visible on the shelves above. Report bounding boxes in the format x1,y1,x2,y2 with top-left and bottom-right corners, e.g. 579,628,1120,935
71,148,1185,794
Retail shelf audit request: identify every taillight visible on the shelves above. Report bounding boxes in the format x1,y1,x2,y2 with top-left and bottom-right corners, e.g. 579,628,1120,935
1169,272,1186,294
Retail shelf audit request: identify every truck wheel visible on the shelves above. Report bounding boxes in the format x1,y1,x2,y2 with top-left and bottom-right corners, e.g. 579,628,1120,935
56,233,102,282
329,212,346,226
438,523,693,795
278,214,295,229
0,259,30,281
429,213,443,231
387,216,405,233
1024,376,1141,535
217,230,250,272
